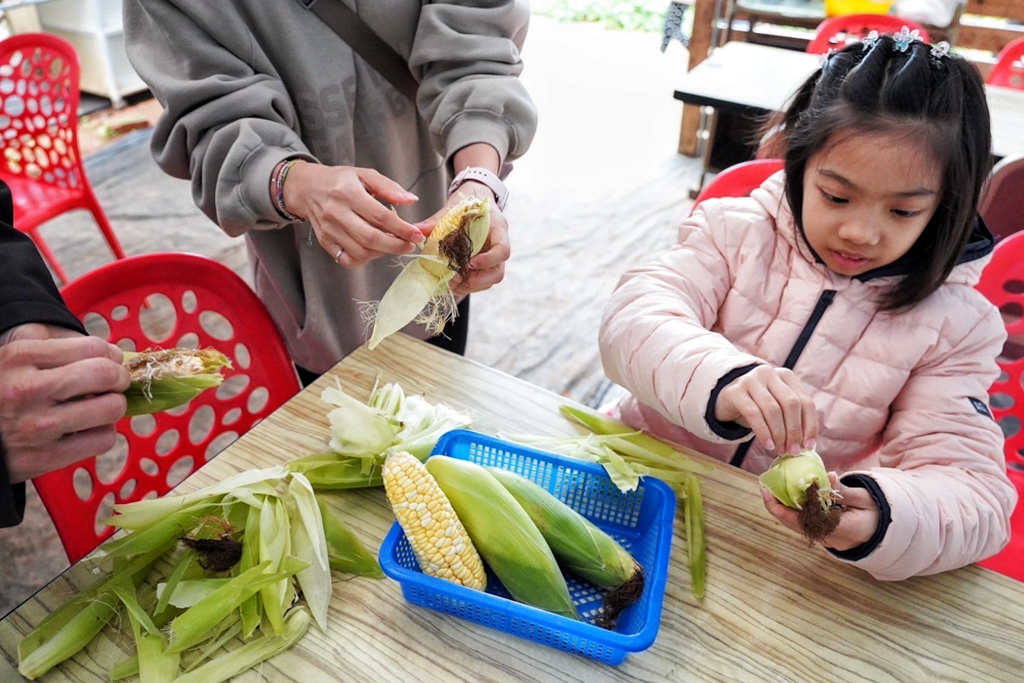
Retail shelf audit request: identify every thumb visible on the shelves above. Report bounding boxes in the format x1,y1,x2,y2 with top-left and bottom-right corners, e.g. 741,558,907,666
358,169,419,205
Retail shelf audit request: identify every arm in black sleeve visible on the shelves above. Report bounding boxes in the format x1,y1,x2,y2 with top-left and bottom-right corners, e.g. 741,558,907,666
0,179,86,527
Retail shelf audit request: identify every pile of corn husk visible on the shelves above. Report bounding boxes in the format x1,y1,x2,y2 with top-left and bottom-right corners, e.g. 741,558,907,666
18,467,381,681
287,380,472,489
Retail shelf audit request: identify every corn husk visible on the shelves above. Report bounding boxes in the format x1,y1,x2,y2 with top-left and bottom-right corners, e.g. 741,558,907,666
426,455,579,620
366,196,490,349
123,348,231,416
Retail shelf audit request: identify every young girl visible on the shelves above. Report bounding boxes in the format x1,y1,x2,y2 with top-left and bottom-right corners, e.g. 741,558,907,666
599,31,1015,581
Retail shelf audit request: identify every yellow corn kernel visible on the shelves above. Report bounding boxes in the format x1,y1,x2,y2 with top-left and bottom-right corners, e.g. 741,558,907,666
419,196,489,280
382,451,486,590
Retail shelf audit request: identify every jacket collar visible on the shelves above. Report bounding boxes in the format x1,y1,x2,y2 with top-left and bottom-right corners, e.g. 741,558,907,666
753,171,995,288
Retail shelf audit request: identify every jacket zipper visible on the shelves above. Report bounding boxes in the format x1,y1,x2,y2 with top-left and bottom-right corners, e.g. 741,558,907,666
729,289,837,467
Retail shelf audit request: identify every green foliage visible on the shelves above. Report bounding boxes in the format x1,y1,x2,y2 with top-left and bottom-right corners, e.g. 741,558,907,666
533,0,671,32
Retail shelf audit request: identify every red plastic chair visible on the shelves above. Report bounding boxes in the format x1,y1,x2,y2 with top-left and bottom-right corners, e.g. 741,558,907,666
689,159,784,215
0,33,126,285
988,36,1024,90
806,15,931,55
975,231,1024,581
980,154,1024,242
33,252,301,563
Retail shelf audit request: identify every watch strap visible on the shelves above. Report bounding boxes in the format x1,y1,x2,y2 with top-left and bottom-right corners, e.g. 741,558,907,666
448,167,509,211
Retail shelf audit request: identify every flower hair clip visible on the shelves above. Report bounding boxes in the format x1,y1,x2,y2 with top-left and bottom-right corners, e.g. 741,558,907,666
929,40,951,69
861,30,879,51
892,25,921,53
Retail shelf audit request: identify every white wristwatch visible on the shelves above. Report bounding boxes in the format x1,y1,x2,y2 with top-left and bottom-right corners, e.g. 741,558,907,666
448,166,509,211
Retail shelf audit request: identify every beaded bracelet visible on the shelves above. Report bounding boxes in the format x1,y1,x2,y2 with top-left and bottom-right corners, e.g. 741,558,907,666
272,158,304,222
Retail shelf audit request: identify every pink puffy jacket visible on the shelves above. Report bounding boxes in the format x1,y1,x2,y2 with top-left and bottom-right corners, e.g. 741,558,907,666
600,173,1015,580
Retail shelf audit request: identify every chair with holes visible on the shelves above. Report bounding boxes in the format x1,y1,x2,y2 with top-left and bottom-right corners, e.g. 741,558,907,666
32,252,301,563
980,154,1024,242
0,32,126,285
689,158,784,216
988,36,1024,90
806,14,931,55
975,230,1024,581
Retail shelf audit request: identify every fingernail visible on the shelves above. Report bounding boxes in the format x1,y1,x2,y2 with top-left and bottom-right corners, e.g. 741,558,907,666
805,439,816,452
403,191,418,200
412,233,425,244
789,443,801,455
764,439,775,451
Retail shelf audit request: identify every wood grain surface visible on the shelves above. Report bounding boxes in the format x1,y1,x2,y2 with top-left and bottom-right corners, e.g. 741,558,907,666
2,334,1022,682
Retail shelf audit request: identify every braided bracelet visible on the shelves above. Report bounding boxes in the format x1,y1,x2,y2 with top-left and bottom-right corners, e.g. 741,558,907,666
272,158,304,222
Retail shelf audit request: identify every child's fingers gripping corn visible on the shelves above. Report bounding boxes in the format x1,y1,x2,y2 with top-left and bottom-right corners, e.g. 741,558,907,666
382,450,487,590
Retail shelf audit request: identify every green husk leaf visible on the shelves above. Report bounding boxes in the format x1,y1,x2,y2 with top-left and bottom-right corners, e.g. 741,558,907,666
684,475,706,600
123,348,231,416
286,473,331,632
318,498,384,578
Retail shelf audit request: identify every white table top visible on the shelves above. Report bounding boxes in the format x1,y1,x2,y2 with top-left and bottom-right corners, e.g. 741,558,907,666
674,41,1024,159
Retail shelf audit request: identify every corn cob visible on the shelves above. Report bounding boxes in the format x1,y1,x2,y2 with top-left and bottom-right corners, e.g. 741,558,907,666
759,450,842,542
487,467,642,628
123,348,231,416
382,451,487,590
425,456,580,620
367,196,490,349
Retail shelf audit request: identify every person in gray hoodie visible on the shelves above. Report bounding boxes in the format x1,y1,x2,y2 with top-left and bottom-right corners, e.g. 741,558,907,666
123,1,537,382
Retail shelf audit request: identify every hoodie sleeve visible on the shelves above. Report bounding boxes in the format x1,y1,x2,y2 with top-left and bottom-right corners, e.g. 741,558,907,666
122,1,317,236
409,1,537,168
836,301,1016,580
599,201,766,443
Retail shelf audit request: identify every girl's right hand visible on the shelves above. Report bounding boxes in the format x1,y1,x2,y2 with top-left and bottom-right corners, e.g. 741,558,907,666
714,365,817,454
283,162,426,267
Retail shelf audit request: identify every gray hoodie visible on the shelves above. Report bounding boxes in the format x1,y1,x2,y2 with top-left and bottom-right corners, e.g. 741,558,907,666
123,0,537,372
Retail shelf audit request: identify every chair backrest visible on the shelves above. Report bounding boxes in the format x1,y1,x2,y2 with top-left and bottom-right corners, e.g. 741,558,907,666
979,154,1024,242
0,33,86,190
806,14,931,55
975,231,1024,580
690,159,784,215
987,36,1024,90
33,252,301,563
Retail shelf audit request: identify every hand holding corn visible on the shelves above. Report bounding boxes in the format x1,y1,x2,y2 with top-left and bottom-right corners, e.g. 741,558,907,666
0,324,130,483
761,460,879,549
412,185,510,297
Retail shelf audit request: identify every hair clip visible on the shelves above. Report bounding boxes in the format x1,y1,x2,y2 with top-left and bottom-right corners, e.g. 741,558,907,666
861,30,879,51
930,41,950,59
892,26,921,53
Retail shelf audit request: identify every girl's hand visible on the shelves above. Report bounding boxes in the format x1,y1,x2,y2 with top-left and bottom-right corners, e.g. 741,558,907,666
761,473,880,551
283,162,425,267
415,180,511,295
715,365,817,454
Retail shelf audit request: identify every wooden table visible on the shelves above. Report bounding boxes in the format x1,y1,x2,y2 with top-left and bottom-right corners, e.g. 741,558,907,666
3,334,1023,681
674,41,1024,185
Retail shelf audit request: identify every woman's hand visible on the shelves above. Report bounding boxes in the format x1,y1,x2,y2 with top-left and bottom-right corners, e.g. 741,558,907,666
283,162,426,267
715,365,817,454
415,179,511,295
0,324,130,483
761,472,880,550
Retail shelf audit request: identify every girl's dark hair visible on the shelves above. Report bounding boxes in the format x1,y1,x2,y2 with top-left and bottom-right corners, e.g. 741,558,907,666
767,35,992,310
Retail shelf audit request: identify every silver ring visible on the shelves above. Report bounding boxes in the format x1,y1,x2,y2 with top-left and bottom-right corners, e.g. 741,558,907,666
334,247,344,264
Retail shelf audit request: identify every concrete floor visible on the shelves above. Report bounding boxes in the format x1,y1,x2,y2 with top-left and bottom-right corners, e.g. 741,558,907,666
0,16,703,616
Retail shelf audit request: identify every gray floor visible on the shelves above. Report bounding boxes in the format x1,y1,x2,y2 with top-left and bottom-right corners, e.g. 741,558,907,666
0,17,703,616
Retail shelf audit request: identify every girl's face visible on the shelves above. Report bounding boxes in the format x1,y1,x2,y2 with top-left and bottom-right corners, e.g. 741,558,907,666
801,130,942,277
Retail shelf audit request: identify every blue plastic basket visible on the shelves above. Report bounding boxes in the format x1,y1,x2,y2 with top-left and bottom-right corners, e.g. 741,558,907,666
378,430,677,665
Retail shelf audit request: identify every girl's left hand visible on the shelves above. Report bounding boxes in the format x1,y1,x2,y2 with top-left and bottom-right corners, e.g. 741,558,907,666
415,180,510,296
761,472,880,551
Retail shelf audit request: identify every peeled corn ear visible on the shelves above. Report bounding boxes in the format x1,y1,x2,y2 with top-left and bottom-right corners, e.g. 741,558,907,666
366,196,490,349
123,348,231,416
425,456,580,621
382,451,487,590
759,450,842,542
